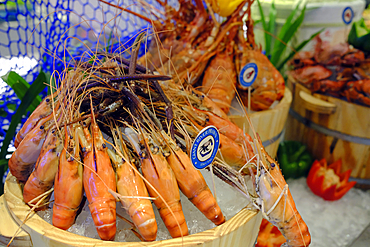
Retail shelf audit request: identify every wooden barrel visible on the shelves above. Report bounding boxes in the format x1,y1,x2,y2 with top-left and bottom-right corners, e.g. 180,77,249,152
285,77,370,187
2,173,262,247
230,87,293,159
0,194,31,246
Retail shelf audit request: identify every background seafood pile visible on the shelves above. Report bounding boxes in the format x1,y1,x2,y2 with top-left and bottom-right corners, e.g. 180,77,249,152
1,0,313,246
288,36,370,107
126,0,285,112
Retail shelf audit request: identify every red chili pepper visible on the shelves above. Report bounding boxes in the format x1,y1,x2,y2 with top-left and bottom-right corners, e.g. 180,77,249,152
306,158,356,201
256,219,286,247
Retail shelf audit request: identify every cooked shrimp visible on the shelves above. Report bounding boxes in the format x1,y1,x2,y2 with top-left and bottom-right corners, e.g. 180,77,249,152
52,123,84,230
139,133,188,238
9,113,56,183
14,93,58,148
22,129,63,207
256,141,311,247
202,49,237,114
82,111,117,240
163,132,225,225
108,128,157,241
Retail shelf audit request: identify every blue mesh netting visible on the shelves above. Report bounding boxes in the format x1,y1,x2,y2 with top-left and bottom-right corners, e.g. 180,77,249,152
0,0,171,147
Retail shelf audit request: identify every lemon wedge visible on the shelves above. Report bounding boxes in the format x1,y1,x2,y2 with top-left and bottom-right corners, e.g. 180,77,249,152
209,0,245,17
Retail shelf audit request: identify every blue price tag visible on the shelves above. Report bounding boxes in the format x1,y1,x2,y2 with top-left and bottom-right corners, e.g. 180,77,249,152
342,7,354,25
190,126,220,170
239,63,258,88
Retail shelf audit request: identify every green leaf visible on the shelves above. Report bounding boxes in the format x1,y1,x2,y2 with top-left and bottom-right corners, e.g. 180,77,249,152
0,108,7,118
254,19,262,25
270,2,301,63
0,159,8,167
275,2,300,43
105,31,114,53
0,71,47,160
266,0,276,56
348,19,370,52
270,5,306,66
45,72,57,95
358,18,370,31
3,0,25,8
6,103,17,112
256,0,268,48
277,28,324,71
1,71,43,113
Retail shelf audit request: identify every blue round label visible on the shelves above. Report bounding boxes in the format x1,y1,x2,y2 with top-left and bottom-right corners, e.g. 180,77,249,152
191,126,220,169
239,63,258,88
342,7,354,25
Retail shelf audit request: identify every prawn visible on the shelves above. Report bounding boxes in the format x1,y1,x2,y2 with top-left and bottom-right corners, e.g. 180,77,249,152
22,128,63,207
161,130,225,225
130,128,188,238
82,107,117,240
52,123,84,230
208,117,311,247
202,48,237,114
255,140,311,247
233,2,285,111
182,105,254,149
108,127,157,241
180,116,248,169
9,113,56,183
237,49,285,111
14,92,59,148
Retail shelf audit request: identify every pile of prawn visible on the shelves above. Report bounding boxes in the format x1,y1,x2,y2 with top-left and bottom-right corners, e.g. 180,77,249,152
7,1,309,246
100,0,285,113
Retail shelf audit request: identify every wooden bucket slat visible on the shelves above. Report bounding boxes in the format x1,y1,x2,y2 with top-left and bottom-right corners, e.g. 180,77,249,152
0,195,31,247
230,87,292,158
286,78,370,179
289,77,370,138
3,172,262,247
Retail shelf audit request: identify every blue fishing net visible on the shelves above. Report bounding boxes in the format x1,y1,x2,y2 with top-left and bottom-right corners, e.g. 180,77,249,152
0,0,165,147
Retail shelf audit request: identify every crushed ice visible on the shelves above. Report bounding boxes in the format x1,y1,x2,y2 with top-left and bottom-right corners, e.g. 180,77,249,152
37,169,250,242
287,177,370,247
36,173,370,245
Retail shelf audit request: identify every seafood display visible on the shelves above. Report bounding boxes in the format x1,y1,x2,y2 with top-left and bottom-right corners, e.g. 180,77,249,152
101,0,285,113
7,37,310,246
6,0,309,246
8,38,228,241
288,36,370,106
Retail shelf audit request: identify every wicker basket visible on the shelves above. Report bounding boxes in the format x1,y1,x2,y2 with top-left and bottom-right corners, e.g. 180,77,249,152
2,172,262,247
